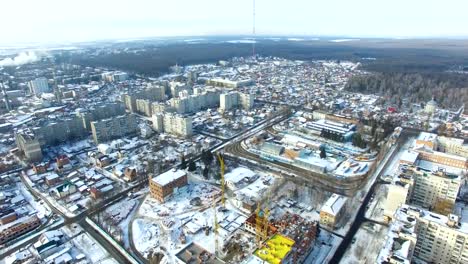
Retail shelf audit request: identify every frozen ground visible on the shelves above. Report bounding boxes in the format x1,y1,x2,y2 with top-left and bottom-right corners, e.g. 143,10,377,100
132,218,162,257
138,183,220,219
365,184,388,223
340,222,389,264
304,229,343,263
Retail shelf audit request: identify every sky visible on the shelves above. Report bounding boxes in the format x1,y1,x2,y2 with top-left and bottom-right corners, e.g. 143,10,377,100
1,0,467,44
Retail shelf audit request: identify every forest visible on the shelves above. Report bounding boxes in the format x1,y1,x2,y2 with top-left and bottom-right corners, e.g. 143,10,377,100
345,72,468,110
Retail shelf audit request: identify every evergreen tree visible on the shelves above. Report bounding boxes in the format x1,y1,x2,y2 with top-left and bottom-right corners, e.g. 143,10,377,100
188,161,196,171
180,155,187,169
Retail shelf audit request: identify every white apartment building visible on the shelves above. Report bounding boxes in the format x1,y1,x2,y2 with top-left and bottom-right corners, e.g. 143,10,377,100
154,113,192,137
28,77,50,96
379,205,468,264
220,92,254,111
410,170,461,215
152,113,164,132
384,168,461,219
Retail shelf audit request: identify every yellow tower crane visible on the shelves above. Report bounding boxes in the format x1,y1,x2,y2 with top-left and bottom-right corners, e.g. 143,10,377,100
217,152,226,207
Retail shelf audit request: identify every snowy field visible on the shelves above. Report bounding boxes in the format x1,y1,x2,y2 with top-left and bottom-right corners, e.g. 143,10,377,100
138,183,220,219
132,218,162,257
305,229,343,263
365,184,388,223
340,222,388,264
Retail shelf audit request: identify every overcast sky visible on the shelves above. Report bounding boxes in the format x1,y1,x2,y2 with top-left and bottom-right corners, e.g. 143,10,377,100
1,0,467,44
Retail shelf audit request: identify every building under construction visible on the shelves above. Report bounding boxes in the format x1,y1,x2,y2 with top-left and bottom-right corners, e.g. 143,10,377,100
272,213,318,263
244,212,318,264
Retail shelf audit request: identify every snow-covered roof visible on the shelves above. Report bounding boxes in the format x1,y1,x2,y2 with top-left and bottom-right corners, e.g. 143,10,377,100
399,150,419,164
224,167,256,184
416,132,437,142
321,194,347,216
152,168,187,186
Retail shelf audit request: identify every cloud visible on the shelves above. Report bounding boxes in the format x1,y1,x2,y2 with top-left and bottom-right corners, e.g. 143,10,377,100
0,51,42,67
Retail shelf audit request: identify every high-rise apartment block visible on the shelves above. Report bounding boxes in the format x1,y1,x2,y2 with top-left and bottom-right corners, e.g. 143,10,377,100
91,115,138,144
28,77,51,96
378,205,468,264
220,92,254,111
151,113,192,137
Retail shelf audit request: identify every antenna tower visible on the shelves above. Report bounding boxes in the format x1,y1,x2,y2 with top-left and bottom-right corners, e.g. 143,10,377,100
252,0,256,57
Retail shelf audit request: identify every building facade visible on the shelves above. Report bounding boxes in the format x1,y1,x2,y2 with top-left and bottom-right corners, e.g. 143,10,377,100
91,114,138,144
149,169,188,203
28,77,50,96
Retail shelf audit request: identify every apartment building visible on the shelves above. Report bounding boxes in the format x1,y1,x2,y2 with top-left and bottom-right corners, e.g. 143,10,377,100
136,99,152,117
149,169,188,203
163,113,192,137
410,169,461,215
380,205,468,264
90,114,138,144
28,77,50,96
76,102,125,130
319,194,348,229
15,132,43,162
220,92,254,111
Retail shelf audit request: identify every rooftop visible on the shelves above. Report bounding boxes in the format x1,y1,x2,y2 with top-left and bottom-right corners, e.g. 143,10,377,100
321,194,347,216
254,234,295,264
151,168,187,186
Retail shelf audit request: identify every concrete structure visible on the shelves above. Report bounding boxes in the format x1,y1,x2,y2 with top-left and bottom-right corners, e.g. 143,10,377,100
170,82,190,97
306,119,356,142
414,146,468,169
152,113,164,132
28,77,50,96
34,117,87,146
15,132,43,162
162,113,193,137
383,181,412,223
136,99,152,117
91,115,138,144
0,216,41,245
437,136,468,158
410,169,461,215
253,234,295,264
175,242,222,264
206,78,252,88
379,205,468,264
76,102,125,130
415,132,438,149
123,94,138,113
320,194,348,229
220,92,254,111
149,169,188,203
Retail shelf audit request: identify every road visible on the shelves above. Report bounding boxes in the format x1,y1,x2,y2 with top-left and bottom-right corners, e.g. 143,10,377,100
328,131,409,263
3,107,292,262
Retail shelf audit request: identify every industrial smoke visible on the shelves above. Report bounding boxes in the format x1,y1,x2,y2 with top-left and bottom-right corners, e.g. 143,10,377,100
0,51,41,67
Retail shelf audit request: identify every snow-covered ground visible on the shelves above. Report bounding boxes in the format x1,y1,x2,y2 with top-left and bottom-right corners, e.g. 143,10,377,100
340,222,389,264
365,184,388,222
132,218,162,256
304,229,343,263
138,183,220,219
